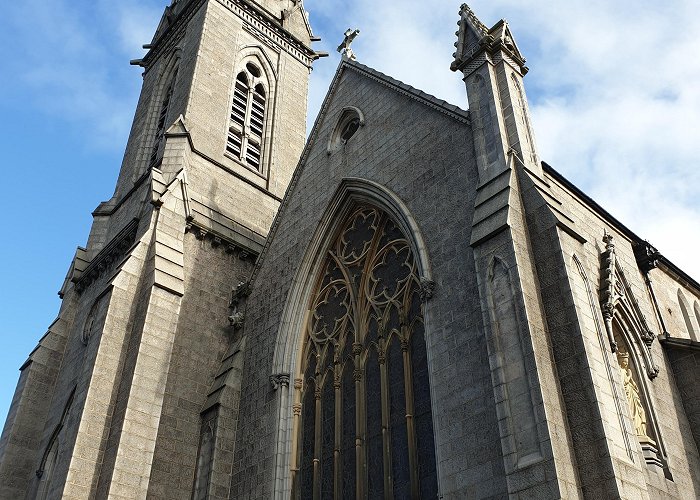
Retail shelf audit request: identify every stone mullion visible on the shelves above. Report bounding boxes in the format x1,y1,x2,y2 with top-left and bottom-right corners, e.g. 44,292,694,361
401,329,419,498
241,85,253,161
353,342,364,500
290,377,303,497
312,370,322,500
378,338,393,499
333,364,342,499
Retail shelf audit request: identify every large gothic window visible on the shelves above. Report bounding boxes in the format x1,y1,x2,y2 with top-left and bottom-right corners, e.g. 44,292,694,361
226,62,267,171
295,205,438,499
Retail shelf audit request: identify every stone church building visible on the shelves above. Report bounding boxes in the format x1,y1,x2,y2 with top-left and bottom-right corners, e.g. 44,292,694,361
1,0,699,498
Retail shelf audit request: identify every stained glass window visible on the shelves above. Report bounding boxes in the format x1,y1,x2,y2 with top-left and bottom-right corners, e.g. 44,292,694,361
295,205,438,499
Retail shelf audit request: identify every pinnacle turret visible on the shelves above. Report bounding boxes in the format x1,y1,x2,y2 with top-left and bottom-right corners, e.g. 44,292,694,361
451,4,527,75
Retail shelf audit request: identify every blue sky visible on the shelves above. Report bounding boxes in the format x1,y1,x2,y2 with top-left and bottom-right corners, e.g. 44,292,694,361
0,0,698,424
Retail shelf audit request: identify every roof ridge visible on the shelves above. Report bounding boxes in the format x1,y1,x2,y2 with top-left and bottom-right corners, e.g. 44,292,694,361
342,59,469,123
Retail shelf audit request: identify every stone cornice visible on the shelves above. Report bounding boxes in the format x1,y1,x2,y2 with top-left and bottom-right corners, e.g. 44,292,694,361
660,336,700,353
185,218,262,258
226,0,316,66
73,218,140,293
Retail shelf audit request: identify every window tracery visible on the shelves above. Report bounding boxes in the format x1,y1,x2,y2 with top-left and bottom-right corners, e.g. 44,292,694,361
294,205,437,499
227,62,267,171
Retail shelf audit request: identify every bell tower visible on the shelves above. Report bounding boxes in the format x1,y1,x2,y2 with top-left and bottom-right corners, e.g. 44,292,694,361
0,1,321,499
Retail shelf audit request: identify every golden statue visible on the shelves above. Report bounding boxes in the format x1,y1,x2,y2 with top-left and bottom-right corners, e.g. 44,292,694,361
617,351,652,441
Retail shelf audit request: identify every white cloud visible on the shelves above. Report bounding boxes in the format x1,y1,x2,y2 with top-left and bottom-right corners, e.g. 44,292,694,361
306,0,700,280
5,0,697,277
2,0,163,149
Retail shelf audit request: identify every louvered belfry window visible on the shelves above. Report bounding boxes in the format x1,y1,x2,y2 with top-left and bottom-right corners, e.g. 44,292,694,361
295,205,438,499
227,63,266,171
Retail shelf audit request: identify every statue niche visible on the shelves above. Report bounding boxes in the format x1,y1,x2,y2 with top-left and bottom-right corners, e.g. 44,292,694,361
612,323,667,472
616,351,652,443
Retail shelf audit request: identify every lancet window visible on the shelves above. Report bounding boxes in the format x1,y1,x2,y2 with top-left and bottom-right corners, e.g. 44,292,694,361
37,390,75,500
677,289,698,341
226,62,267,171
150,74,176,167
294,205,438,499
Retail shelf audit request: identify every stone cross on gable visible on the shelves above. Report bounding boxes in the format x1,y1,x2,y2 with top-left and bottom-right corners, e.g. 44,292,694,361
337,28,360,61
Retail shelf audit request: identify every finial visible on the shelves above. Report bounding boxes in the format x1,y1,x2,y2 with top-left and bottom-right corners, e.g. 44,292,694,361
337,28,360,61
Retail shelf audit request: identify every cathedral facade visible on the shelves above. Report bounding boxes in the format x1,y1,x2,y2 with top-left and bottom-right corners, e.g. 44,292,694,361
1,1,698,499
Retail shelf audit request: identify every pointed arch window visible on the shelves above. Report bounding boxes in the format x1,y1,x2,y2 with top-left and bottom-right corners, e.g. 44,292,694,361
293,205,438,499
150,74,177,167
226,62,267,172
36,390,75,500
677,290,698,341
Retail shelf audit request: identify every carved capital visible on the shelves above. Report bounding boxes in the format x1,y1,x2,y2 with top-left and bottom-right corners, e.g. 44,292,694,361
294,378,303,390
353,369,363,382
270,373,290,390
292,403,302,416
419,278,436,302
352,342,363,356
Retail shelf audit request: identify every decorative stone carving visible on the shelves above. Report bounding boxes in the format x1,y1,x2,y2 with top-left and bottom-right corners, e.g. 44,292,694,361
419,278,436,302
228,312,245,329
74,219,139,294
634,240,660,274
599,232,659,378
228,281,252,328
270,373,290,390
